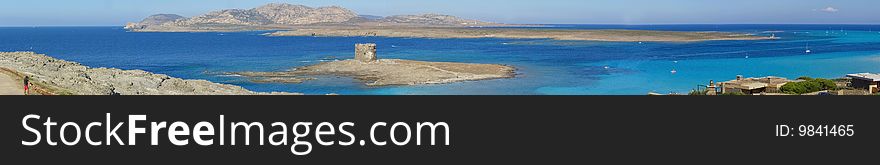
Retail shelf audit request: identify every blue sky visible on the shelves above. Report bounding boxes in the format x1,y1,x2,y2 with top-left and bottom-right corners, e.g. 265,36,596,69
1,0,878,26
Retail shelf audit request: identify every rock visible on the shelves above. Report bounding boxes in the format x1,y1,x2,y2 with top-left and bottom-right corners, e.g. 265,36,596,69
0,52,300,95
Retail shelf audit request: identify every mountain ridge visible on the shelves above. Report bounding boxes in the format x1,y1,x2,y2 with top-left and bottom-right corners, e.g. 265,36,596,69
126,3,501,32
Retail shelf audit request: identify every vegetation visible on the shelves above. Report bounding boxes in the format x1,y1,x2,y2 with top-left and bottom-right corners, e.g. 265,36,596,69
780,77,837,94
720,91,746,96
796,76,814,80
688,89,706,96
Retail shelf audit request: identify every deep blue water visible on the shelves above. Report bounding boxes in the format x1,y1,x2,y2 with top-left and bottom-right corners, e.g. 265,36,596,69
1,25,879,95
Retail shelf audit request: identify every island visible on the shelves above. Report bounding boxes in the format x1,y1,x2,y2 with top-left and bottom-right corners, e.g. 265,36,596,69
125,3,771,42
230,44,516,86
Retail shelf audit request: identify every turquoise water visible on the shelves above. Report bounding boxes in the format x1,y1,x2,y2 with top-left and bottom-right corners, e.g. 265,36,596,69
1,25,879,95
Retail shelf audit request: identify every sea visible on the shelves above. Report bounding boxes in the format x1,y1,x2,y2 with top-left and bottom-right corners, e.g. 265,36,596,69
1,25,879,95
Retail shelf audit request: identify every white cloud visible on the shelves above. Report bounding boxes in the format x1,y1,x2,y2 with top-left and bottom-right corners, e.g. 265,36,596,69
817,7,839,13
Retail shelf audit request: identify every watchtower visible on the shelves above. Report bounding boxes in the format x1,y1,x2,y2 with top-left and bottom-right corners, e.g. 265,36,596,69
355,43,377,62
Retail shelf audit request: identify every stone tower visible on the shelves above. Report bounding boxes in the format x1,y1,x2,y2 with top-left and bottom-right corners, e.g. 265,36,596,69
355,43,377,62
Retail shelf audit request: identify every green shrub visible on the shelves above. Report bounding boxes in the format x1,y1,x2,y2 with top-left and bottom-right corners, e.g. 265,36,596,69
815,78,836,89
780,78,837,94
796,76,814,81
688,90,706,96
721,91,746,96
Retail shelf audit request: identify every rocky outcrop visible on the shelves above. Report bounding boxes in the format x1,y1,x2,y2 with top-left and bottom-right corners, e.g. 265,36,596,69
0,52,297,95
232,43,515,86
234,59,516,86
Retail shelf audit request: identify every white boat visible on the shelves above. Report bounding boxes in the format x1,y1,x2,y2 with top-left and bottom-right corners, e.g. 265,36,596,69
805,43,811,53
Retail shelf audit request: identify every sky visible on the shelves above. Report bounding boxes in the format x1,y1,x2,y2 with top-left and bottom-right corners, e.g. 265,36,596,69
1,0,879,26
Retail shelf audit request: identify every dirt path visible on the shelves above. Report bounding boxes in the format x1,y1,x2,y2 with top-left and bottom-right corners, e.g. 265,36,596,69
0,71,24,95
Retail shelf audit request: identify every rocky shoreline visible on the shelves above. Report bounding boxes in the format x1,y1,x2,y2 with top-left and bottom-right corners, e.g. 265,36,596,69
232,59,515,86
0,52,297,95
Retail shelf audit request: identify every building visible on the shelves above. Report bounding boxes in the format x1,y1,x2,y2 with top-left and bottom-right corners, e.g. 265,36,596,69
720,75,796,95
706,80,717,95
846,73,880,93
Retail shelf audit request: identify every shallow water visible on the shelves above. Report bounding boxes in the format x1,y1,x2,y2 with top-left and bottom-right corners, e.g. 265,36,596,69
1,25,878,95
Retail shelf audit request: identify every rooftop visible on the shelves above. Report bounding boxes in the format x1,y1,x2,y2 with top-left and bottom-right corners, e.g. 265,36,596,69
846,73,880,81
721,76,795,90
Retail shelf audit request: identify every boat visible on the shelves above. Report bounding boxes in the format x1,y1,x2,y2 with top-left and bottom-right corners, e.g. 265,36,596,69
805,43,811,53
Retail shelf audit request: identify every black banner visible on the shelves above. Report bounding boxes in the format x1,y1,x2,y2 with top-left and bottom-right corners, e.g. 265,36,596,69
4,96,877,164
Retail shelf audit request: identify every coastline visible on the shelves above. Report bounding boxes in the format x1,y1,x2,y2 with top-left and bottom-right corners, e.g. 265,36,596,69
125,23,771,42
0,52,298,95
265,27,772,42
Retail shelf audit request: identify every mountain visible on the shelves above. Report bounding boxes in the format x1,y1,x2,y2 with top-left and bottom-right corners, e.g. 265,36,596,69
126,3,500,31
124,14,185,29
161,3,358,27
252,3,358,25
139,14,186,25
